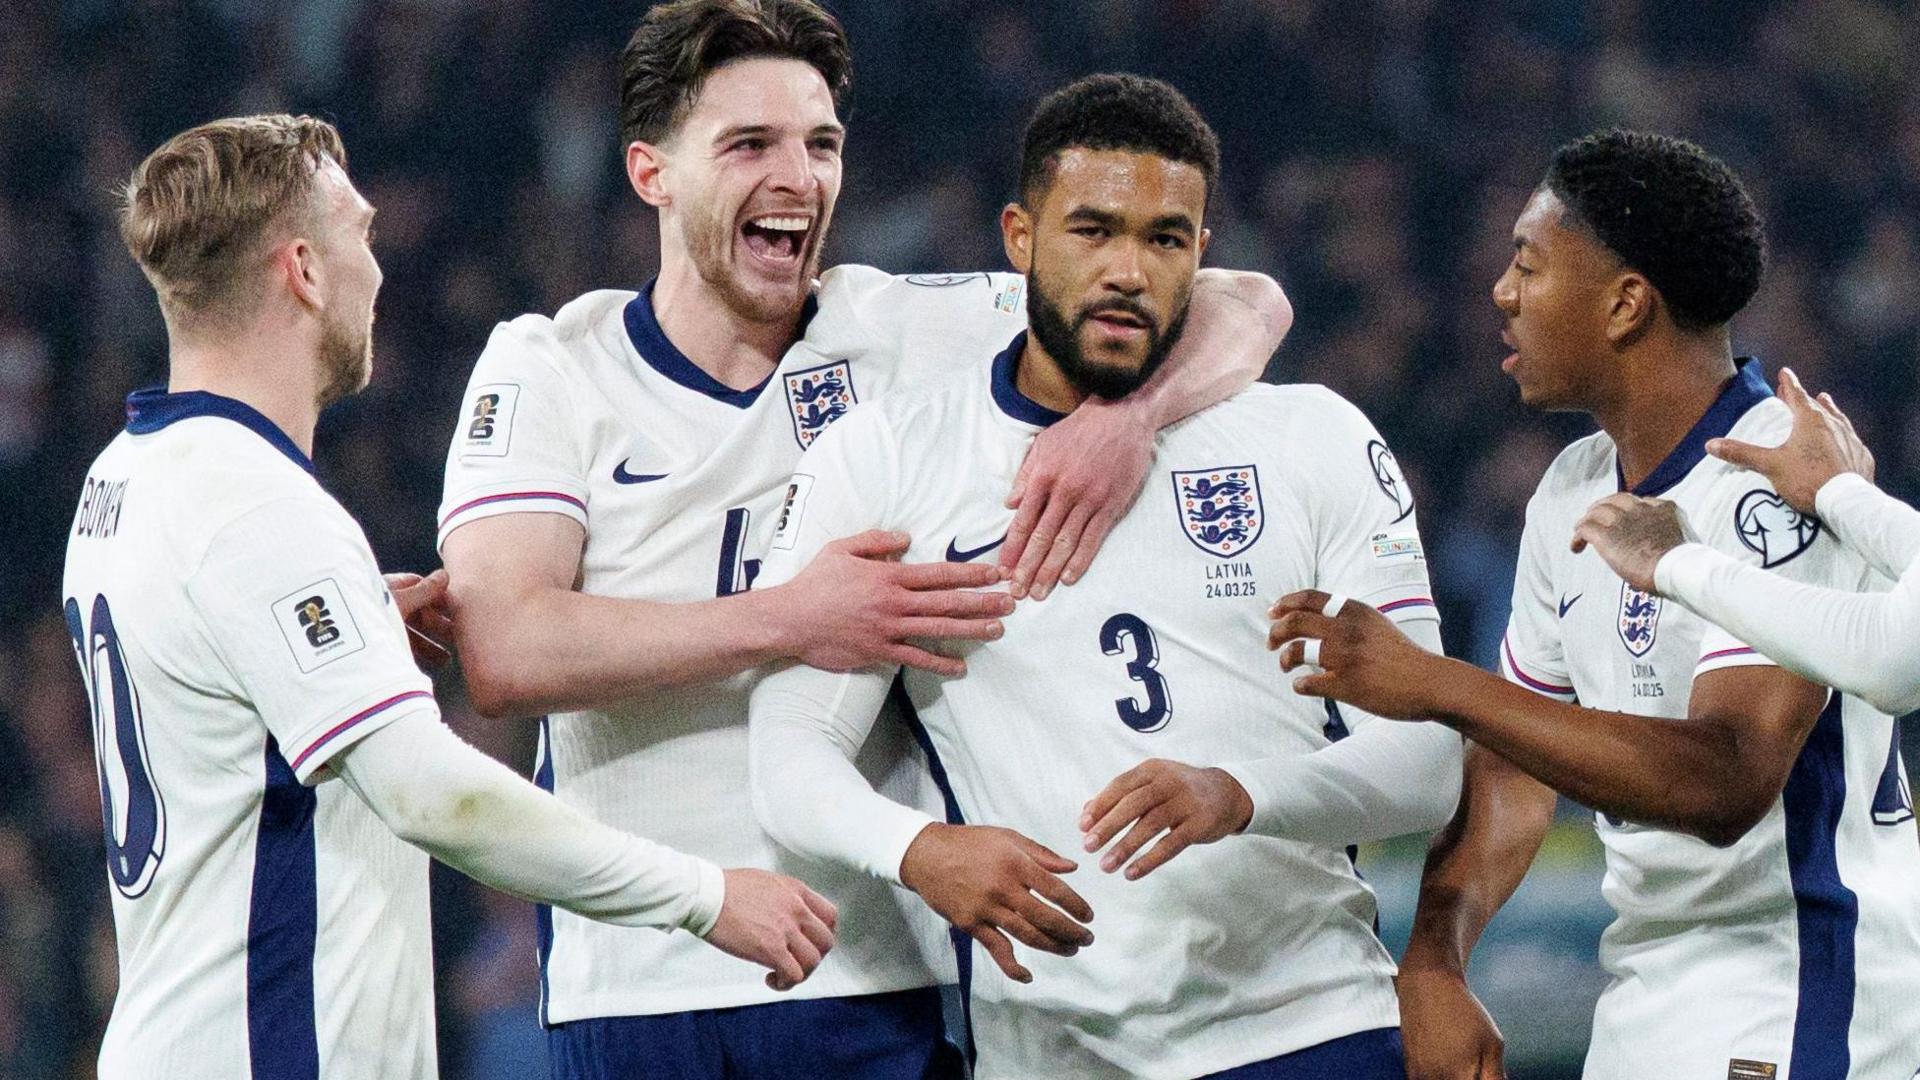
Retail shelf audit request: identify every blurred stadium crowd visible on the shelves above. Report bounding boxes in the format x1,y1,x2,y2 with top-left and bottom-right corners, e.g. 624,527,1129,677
2,0,1916,1075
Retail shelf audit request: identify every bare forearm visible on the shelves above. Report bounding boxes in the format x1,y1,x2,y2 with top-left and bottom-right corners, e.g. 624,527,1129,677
1402,745,1556,973
1416,657,1753,842
1127,269,1291,427
457,583,795,717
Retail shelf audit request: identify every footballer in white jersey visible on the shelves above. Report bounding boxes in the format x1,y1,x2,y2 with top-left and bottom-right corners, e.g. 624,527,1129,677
1280,132,1920,1079
1502,372,1920,1077
72,111,843,1080
67,389,440,1079
749,339,1464,1078
437,16,1286,1075
750,75,1461,1080
438,265,1028,1023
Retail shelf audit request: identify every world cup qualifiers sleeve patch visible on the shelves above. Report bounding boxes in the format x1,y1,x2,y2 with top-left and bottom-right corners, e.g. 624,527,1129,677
771,473,815,551
273,579,367,674
459,382,521,458
1367,440,1414,523
1734,488,1820,568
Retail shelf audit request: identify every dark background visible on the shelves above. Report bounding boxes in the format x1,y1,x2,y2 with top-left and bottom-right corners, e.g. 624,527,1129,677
3,1,1916,1076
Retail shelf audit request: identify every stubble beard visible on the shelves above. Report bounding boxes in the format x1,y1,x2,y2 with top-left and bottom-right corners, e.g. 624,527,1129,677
683,196,825,327
315,310,372,409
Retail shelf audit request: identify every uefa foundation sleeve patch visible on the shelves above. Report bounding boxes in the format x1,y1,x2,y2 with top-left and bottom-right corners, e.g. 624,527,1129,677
273,579,367,674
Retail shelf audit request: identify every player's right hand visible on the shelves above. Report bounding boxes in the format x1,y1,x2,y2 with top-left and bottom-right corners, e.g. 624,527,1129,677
1397,966,1506,1080
1706,366,1875,514
781,530,1014,677
1270,590,1446,720
701,868,838,992
899,823,1094,983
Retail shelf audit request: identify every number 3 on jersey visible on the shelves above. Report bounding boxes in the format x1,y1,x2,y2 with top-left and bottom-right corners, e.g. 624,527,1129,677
1100,613,1172,732
63,594,166,898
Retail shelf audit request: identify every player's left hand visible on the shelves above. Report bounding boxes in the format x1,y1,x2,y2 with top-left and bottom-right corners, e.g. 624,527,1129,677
1707,366,1875,514
1079,759,1253,879
1000,396,1153,600
1270,590,1445,720
387,569,454,671
1569,493,1695,593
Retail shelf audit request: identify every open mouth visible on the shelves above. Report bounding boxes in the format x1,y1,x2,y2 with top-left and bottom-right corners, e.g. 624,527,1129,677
740,213,813,269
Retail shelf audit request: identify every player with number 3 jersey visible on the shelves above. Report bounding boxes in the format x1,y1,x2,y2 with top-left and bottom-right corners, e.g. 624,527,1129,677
749,75,1462,1080
437,5,1290,1076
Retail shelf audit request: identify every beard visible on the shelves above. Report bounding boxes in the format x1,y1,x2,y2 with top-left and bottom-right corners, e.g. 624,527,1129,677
1025,264,1190,400
315,309,372,409
682,193,827,325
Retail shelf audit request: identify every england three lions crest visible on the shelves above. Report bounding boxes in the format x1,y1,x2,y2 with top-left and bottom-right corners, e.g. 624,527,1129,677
1617,580,1662,657
784,361,857,449
1172,465,1264,558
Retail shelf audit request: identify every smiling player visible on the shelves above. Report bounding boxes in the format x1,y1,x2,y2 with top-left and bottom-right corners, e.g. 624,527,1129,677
435,2,1291,1077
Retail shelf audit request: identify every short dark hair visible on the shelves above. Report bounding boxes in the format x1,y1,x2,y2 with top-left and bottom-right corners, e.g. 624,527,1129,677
1018,74,1220,207
620,0,852,148
1545,129,1765,331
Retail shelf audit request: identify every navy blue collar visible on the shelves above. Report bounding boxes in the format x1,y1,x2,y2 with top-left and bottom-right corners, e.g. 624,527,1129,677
1619,357,1771,496
124,387,315,475
989,332,1066,428
623,278,819,410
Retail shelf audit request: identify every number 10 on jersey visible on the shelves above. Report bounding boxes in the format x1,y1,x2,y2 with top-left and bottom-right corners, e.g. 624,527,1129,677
64,594,167,899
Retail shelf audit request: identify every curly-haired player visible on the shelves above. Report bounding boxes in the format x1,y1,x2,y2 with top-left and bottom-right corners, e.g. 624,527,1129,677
1269,130,1920,1078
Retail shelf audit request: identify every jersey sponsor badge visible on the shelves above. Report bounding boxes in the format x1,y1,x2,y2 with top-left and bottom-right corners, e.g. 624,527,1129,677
784,361,857,449
1734,488,1819,568
770,473,815,551
1172,465,1264,558
274,578,367,673
1367,440,1414,523
1617,579,1662,657
460,382,521,458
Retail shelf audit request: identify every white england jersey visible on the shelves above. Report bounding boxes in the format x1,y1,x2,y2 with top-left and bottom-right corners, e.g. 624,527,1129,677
63,389,439,1079
1499,360,1920,1079
436,267,1029,1020
753,337,1441,1079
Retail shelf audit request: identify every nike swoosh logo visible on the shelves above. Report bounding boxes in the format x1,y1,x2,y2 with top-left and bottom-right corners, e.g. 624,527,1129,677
945,534,1007,563
1558,593,1582,618
612,459,669,484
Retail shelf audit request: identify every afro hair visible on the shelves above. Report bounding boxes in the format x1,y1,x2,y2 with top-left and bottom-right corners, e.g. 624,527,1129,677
1546,129,1766,331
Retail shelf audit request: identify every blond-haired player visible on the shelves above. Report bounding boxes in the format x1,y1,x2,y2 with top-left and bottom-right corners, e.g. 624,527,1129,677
65,114,834,1080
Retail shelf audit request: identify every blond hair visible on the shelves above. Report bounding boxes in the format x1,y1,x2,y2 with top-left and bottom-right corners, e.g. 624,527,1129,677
119,114,347,322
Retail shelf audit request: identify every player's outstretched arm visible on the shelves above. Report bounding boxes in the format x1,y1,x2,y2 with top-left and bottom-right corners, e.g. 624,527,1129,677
1572,491,1920,716
999,269,1292,599
443,512,1009,718
1273,590,1829,847
1398,744,1555,1080
1077,705,1462,879
334,711,836,990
